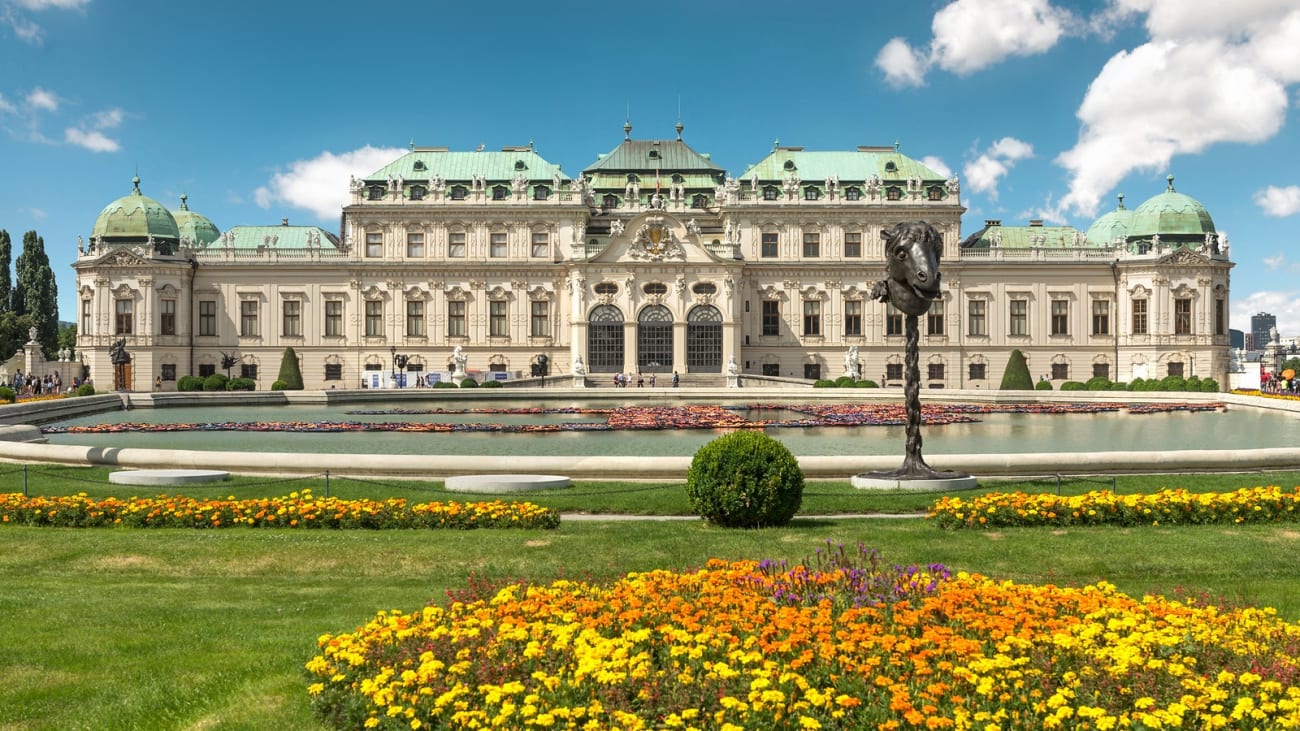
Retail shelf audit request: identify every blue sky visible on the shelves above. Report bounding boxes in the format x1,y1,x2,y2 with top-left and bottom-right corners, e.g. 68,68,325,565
2,0,1298,335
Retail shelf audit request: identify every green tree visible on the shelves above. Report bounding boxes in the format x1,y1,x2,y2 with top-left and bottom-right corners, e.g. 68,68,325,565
277,347,304,390
999,349,1034,390
0,230,11,315
58,323,77,357
0,311,36,362
13,231,58,356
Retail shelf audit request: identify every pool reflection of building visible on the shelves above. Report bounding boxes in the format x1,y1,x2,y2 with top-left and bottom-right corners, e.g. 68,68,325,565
73,123,1232,391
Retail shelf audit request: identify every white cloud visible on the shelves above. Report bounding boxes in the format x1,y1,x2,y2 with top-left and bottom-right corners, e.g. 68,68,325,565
876,37,929,88
1263,254,1288,270
91,107,123,129
0,92,15,114
1255,185,1300,217
14,0,90,8
1233,290,1300,337
64,127,117,152
26,86,57,112
0,4,43,43
255,146,405,220
962,137,1033,200
919,155,952,178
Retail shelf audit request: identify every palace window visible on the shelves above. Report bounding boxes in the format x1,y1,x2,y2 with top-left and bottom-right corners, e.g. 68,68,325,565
406,232,425,258
492,186,508,201
886,303,903,336
643,282,668,296
81,299,91,332
802,232,820,258
692,282,717,295
844,187,861,201
843,231,862,258
199,300,217,336
533,186,550,201
804,363,821,380
406,300,424,338
762,363,780,376
1092,300,1110,335
802,300,821,337
1051,299,1069,336
886,363,904,381
928,363,945,380
160,299,176,336
1167,361,1184,378
448,232,466,258
450,186,467,200
282,299,301,337
969,362,987,380
490,300,508,337
161,364,176,381
365,232,382,258
240,363,258,380
364,300,383,337
602,194,619,210
408,185,426,201
1215,298,1226,336
531,232,549,258
1052,363,1070,380
968,299,986,336
199,364,215,377
886,186,902,201
1175,298,1192,335
804,187,820,201
844,300,862,337
325,300,343,337
447,300,466,337
761,232,778,258
1132,298,1148,334
761,301,780,336
531,300,550,338
1009,299,1028,336
115,299,133,335
240,300,258,337
1093,362,1110,380
927,186,944,201
324,363,342,381
927,300,944,336
367,186,384,200
692,194,709,208
594,282,618,296
490,232,507,258
762,186,779,201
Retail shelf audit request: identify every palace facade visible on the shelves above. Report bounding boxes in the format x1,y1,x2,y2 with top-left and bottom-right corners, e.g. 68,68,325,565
73,126,1233,390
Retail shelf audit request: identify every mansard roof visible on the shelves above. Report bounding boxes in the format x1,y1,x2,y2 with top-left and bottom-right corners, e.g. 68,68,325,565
739,144,948,183
584,138,725,176
364,146,570,183
200,223,340,251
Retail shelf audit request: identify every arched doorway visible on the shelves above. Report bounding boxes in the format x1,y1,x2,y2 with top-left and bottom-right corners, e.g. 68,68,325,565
637,305,673,373
686,305,722,373
587,305,624,373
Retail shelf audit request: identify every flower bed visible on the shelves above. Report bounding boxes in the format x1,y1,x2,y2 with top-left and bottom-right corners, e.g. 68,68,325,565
305,546,1300,730
0,490,559,530
929,486,1300,529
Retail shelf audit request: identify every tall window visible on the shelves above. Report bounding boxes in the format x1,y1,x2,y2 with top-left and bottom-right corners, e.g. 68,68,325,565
843,231,862,258
490,300,508,337
531,300,550,338
968,299,986,336
886,363,903,380
364,300,383,337
81,299,91,332
1092,299,1110,335
240,300,259,337
802,300,821,336
969,362,987,380
844,300,862,337
160,364,176,381
324,300,343,337
886,303,903,336
447,301,466,337
1132,298,1148,335
927,300,944,336
1215,298,1226,336
761,301,780,336
406,232,424,258
115,299,133,335
199,300,217,336
928,363,945,380
761,232,778,258
282,300,301,337
490,232,507,258
159,299,176,336
365,232,382,257
1009,299,1028,336
448,232,466,258
531,232,549,258
406,300,424,337
802,232,820,257
1175,298,1192,335
1051,299,1069,336
1052,363,1070,380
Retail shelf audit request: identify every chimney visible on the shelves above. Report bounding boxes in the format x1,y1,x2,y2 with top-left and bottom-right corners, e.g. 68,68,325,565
984,219,1001,227
281,218,289,226
1029,219,1043,227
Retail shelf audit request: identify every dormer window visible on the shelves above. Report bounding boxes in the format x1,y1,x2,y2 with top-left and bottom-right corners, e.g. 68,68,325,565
648,150,659,159
413,160,427,171
514,160,526,170
626,173,640,182
783,160,796,171
533,185,550,201
408,185,427,201
762,186,779,201
886,186,902,201
844,186,861,201
602,194,619,211
367,186,385,200
804,187,820,201
691,194,708,208
927,186,943,201
492,185,509,200
671,173,684,183
450,186,468,200
884,161,898,173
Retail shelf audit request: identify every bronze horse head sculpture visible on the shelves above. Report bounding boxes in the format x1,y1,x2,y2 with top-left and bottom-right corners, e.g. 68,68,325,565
871,221,942,316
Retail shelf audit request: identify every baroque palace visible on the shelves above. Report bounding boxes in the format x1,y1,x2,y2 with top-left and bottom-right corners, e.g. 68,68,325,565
74,124,1232,390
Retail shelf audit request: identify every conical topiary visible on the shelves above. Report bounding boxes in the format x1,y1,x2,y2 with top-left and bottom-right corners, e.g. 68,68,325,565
277,347,304,390
999,349,1033,390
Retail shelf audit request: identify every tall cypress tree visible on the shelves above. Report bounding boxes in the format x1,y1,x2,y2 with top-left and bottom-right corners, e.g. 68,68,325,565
0,230,11,315
14,231,58,355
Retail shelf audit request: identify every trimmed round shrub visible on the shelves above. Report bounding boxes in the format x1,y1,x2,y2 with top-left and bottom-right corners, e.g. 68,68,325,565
1107,381,1129,391
813,379,835,388
1185,375,1202,392
1128,378,1146,391
1160,375,1186,392
833,376,855,388
0,386,14,403
433,381,457,389
1200,378,1220,392
1035,379,1054,391
270,379,289,391
854,379,880,388
76,382,95,397
1085,376,1111,390
226,377,256,391
203,374,229,391
177,375,205,392
1060,381,1086,391
458,378,479,388
480,380,503,388
685,431,804,528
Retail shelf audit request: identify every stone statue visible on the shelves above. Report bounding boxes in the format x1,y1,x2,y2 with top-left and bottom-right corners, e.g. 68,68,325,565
843,345,860,377
573,355,586,376
27,326,37,343
726,355,739,375
860,221,971,486
686,218,701,235
1271,325,1280,345
452,345,468,374
610,220,625,236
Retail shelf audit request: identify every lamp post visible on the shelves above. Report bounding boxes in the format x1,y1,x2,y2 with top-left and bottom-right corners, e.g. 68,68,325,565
389,346,408,388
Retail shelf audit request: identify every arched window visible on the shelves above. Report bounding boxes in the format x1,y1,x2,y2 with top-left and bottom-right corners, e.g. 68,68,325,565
686,305,723,373
637,305,674,373
587,305,624,373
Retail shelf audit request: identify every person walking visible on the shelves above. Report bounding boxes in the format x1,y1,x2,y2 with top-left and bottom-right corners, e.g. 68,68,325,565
672,371,679,388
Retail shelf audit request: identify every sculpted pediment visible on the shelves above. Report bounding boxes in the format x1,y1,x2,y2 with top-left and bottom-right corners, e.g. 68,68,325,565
1158,247,1210,266
589,212,723,264
97,248,153,268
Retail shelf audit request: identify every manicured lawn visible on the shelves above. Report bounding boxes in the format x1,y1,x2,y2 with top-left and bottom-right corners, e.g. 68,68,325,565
2,466,1300,729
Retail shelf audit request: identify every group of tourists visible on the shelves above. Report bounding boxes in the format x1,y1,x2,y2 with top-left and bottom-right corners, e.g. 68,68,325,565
611,371,680,388
1261,372,1299,394
3,369,66,396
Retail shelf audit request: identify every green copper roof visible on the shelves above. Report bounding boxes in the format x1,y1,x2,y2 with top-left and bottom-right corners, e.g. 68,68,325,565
738,146,947,182
1084,194,1133,246
202,224,340,251
365,147,569,183
1128,176,1216,239
171,194,221,246
583,138,724,176
91,176,180,242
